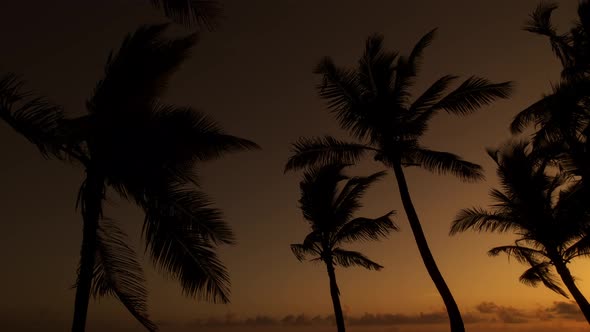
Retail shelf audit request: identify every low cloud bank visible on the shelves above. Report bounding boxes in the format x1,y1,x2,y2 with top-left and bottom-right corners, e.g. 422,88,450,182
183,301,584,327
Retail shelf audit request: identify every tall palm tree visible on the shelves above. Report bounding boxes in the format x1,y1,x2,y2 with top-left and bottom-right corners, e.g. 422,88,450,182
285,30,513,332
511,1,590,185
450,140,590,324
0,24,259,332
148,0,223,29
290,164,397,332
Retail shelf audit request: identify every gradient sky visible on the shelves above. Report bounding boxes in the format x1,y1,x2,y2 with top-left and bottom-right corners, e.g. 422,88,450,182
0,1,588,331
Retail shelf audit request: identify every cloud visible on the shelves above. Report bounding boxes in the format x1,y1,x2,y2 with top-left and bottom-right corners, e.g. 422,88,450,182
182,301,585,329
476,302,499,314
475,301,530,323
545,301,584,321
475,301,586,324
347,311,447,326
496,306,529,324
243,315,277,326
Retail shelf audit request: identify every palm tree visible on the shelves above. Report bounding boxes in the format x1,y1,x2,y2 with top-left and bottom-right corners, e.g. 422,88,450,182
451,140,590,324
0,24,259,332
148,0,223,29
290,164,397,332
522,1,590,80
285,30,512,332
511,1,590,185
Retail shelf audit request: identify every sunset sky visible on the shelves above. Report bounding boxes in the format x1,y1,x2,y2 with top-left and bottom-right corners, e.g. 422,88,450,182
1,0,589,331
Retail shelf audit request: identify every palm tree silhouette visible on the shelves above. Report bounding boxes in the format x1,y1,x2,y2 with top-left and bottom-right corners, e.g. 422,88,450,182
511,1,590,190
451,140,590,324
285,30,512,332
0,24,259,332
291,164,397,332
522,1,590,80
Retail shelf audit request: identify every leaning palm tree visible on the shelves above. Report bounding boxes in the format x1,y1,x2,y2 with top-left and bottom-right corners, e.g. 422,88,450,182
285,30,512,332
290,164,397,332
0,23,259,332
451,140,590,324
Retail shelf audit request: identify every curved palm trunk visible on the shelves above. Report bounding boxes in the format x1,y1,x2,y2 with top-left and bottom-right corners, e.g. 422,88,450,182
71,169,104,332
553,259,590,324
391,162,464,332
325,257,346,332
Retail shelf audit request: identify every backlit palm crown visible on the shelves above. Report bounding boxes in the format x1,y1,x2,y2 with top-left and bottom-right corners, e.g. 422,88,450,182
286,30,512,181
291,164,397,269
0,24,259,331
77,23,257,302
79,24,256,193
451,141,590,297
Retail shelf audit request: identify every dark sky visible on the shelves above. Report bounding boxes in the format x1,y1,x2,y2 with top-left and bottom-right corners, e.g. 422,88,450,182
0,1,586,331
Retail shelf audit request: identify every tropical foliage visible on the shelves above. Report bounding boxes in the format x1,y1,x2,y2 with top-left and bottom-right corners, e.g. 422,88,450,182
0,23,258,332
451,140,590,323
286,29,512,332
291,164,396,332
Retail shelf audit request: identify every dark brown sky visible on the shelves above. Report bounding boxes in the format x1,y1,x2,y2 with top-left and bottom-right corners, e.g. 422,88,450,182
0,1,586,331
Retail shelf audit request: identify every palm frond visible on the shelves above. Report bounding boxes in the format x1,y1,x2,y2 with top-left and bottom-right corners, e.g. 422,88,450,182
332,248,383,270
143,186,231,303
430,77,513,115
512,77,590,137
302,230,323,248
148,104,260,171
407,28,437,76
298,163,348,227
285,136,374,172
488,245,547,264
393,29,437,96
358,34,398,96
290,243,321,262
564,235,590,261
149,0,223,29
315,57,374,140
409,75,458,114
334,212,397,244
315,57,362,109
523,2,559,36
407,148,484,182
88,24,197,116
510,96,549,134
93,219,157,331
523,2,574,69
0,73,66,158
518,261,569,298
332,170,387,222
450,207,514,235
144,184,235,245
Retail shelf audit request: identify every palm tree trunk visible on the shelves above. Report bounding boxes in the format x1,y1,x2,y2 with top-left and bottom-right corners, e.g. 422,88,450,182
71,169,104,332
325,258,346,332
554,259,590,324
391,162,464,332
